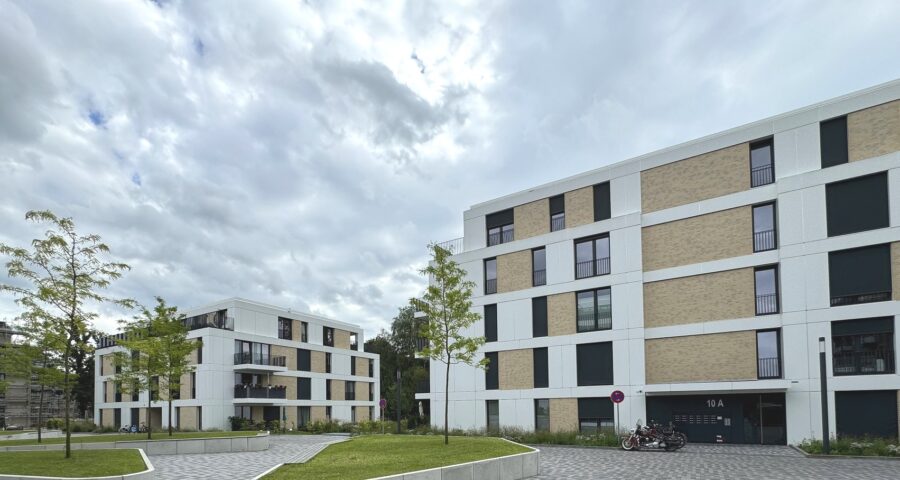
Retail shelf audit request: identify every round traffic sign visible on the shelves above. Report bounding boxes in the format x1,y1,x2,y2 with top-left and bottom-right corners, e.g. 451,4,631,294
610,390,625,404
379,398,387,408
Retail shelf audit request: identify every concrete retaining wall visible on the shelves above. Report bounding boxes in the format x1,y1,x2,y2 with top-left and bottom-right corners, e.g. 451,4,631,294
0,433,268,455
369,441,540,480
0,448,155,480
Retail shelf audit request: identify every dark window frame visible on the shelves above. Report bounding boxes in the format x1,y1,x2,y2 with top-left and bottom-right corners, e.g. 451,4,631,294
345,381,356,401
749,137,775,187
825,172,890,237
277,317,292,340
831,317,895,376
754,265,780,315
532,247,546,286
534,398,550,432
351,356,357,375
574,234,611,279
300,322,308,342
820,115,849,168
593,182,611,222
752,202,778,252
533,347,549,388
484,304,498,343
756,328,782,379
297,377,311,400
532,296,548,338
828,244,893,307
323,327,334,347
486,400,500,431
576,287,612,332
485,352,499,390
486,209,515,246
484,257,497,295
576,342,614,386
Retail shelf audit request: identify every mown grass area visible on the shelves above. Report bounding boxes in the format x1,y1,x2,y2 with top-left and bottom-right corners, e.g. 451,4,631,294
798,437,900,456
0,449,146,477
0,430,257,447
265,435,531,480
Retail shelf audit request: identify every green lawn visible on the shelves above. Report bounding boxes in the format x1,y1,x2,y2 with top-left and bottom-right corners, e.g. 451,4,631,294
265,435,531,480
0,430,257,447
0,449,147,477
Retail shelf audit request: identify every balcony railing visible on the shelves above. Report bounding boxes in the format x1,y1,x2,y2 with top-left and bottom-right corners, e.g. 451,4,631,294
576,307,612,332
533,269,546,286
233,384,287,399
485,278,497,295
755,293,778,315
487,228,514,247
753,229,776,252
183,313,234,331
575,257,610,279
757,357,781,379
830,291,891,307
435,237,463,254
233,352,287,367
751,164,774,187
833,351,896,376
550,215,565,232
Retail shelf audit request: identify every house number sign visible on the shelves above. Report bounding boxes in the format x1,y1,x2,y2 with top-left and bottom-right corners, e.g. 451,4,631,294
706,399,725,408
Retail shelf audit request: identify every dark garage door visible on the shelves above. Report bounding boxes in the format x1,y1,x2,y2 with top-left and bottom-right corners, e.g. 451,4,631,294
836,390,898,439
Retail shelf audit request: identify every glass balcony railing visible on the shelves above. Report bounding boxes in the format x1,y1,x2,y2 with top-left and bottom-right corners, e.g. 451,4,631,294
233,352,286,367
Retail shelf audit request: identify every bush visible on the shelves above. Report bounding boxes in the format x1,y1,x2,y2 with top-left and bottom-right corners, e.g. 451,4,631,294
46,418,64,430
798,437,900,456
62,420,96,433
228,416,255,431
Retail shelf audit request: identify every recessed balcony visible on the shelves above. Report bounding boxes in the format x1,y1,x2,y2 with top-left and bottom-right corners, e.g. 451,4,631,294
233,352,287,373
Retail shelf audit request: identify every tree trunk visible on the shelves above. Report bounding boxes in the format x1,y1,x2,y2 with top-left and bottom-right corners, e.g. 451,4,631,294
64,344,71,459
444,358,449,445
168,377,173,436
37,384,45,443
146,375,152,440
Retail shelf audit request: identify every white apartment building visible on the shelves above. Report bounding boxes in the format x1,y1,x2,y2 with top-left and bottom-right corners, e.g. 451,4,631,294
417,79,900,444
95,298,380,431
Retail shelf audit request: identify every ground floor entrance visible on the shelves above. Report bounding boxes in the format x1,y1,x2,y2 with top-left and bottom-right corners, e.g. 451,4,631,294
647,392,786,444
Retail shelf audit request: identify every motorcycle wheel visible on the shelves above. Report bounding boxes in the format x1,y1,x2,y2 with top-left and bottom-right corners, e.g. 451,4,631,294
665,433,686,451
621,436,636,451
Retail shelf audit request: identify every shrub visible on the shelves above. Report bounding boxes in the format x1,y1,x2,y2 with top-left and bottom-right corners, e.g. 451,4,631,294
798,437,900,457
228,416,255,431
46,418,64,430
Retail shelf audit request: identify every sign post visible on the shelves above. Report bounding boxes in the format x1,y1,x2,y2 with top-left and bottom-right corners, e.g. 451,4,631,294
610,390,625,434
379,398,387,434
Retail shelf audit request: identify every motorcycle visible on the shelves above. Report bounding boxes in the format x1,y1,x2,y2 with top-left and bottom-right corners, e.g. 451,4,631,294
621,419,687,451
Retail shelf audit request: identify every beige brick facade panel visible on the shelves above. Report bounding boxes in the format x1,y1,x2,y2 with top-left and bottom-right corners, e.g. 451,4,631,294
285,407,298,430
335,329,352,350
188,342,201,364
548,293,576,336
565,187,594,228
549,398,579,432
848,100,900,162
497,249,533,293
105,381,116,403
102,355,114,377
357,381,370,401
273,374,297,400
641,143,750,213
643,268,756,328
893,242,900,301
642,206,753,271
645,331,758,384
311,351,326,373
355,357,370,377
272,346,297,371
514,198,550,240
311,406,328,422
356,406,371,422
498,349,533,390
331,380,345,401
179,406,199,430
179,372,192,400
291,320,304,342
100,408,114,427
251,406,264,422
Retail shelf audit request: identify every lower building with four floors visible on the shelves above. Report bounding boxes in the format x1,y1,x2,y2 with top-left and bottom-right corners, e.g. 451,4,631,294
416,78,900,444
94,298,380,431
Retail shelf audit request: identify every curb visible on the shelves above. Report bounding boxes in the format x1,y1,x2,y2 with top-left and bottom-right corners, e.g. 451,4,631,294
791,444,900,461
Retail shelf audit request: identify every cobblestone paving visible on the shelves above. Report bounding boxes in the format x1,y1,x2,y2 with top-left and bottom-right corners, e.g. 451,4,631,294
150,434,346,480
534,444,900,479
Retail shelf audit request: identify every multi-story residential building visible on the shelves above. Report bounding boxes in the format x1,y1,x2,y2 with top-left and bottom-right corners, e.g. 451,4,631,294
94,298,380,431
416,79,900,444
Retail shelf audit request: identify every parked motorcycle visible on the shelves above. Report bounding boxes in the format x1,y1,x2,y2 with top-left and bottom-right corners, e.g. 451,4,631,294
621,419,687,451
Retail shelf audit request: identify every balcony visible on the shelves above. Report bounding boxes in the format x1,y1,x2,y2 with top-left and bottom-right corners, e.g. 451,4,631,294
485,278,497,295
757,357,781,379
833,351,896,376
753,229,776,252
533,269,546,286
435,237,463,254
233,384,287,404
751,163,774,187
755,293,779,315
830,291,891,307
575,257,610,279
576,307,612,332
487,228,514,247
550,214,565,232
183,312,234,331
233,352,287,373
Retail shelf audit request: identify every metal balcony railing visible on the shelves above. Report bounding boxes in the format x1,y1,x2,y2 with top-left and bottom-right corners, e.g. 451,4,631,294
533,269,546,286
233,384,287,399
757,357,781,379
435,237,463,254
233,352,287,367
487,228,514,246
576,308,612,332
575,257,610,279
550,215,565,232
756,294,779,315
830,291,891,307
833,351,895,376
753,229,776,252
751,164,774,187
485,278,497,295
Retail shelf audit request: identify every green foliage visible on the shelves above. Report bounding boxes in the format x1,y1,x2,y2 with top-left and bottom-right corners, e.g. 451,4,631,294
0,210,133,458
413,244,486,445
229,416,256,431
798,436,900,456
0,449,147,477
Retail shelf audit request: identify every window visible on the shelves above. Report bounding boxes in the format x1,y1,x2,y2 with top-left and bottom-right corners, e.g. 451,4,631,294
350,333,358,351
323,327,334,347
326,380,332,400
533,347,548,388
148,378,157,401
486,400,499,431
369,359,374,378
297,377,311,400
550,195,565,231
196,341,203,364
750,138,775,187
278,317,292,340
300,322,308,342
297,348,311,371
836,391,899,439
486,209,514,246
534,399,550,432
346,381,356,401
826,172,889,237
576,288,612,332
325,352,332,373
820,116,849,168
832,317,895,376
369,382,374,401
578,398,614,434
114,381,122,402
576,342,613,386
351,407,357,423
532,296,548,338
754,266,779,315
575,235,610,279
114,408,121,428
351,356,357,375
325,406,332,421
484,258,497,294
829,244,892,306
191,372,196,399
485,352,499,390
752,203,777,252
593,182,611,222
298,406,311,428
757,329,782,379
484,304,497,343
532,248,546,286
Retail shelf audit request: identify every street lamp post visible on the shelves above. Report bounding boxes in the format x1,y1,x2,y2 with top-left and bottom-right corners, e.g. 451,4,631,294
819,336,830,454
396,367,401,434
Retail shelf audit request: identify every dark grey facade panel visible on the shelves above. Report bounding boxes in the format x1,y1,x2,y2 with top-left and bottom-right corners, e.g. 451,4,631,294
820,116,849,168
826,172,889,236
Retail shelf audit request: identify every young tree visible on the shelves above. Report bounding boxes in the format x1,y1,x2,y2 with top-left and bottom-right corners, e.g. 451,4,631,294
2,327,65,443
415,244,487,445
0,210,132,458
151,298,197,436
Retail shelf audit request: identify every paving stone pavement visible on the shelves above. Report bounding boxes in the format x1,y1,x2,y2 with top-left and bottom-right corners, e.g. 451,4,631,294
534,444,900,479
150,434,347,480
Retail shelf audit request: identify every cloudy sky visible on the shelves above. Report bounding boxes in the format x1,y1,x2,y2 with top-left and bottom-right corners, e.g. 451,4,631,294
2,0,900,339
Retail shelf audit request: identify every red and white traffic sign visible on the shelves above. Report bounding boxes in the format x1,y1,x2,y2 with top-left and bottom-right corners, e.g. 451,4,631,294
610,390,625,404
